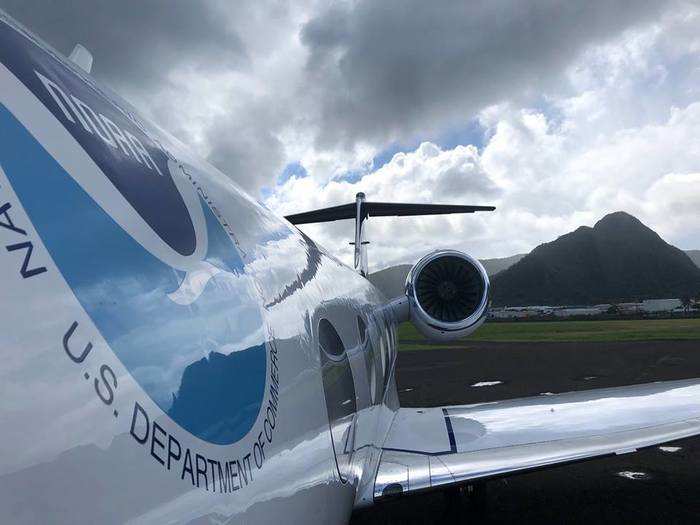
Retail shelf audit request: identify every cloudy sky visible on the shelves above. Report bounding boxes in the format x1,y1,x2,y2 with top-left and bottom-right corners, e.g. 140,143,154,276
2,0,699,269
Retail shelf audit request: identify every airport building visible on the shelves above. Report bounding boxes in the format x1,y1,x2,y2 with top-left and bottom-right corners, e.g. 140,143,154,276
489,298,685,319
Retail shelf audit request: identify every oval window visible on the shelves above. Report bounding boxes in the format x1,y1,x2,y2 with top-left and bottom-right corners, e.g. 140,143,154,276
319,318,346,358
318,318,356,482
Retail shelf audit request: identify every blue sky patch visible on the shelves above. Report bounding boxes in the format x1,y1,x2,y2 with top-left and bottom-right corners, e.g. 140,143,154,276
278,161,308,184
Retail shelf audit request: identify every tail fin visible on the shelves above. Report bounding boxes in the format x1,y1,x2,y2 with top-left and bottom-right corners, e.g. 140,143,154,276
284,199,494,225
284,193,495,276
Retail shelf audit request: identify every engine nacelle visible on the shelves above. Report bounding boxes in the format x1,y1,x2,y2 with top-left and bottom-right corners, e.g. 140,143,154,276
404,250,490,342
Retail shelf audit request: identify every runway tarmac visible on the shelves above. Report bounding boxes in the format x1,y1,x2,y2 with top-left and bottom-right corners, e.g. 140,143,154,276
352,340,700,524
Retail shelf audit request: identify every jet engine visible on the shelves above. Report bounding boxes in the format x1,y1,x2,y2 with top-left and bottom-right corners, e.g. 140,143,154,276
402,250,490,342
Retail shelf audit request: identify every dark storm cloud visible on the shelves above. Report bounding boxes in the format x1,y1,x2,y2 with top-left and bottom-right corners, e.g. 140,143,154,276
301,0,679,148
0,0,686,195
0,0,272,189
0,0,247,94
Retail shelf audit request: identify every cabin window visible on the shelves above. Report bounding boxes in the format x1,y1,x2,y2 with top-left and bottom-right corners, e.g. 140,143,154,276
318,318,356,482
319,318,346,358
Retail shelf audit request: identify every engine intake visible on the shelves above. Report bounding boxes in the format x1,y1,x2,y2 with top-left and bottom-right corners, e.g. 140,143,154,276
406,250,490,341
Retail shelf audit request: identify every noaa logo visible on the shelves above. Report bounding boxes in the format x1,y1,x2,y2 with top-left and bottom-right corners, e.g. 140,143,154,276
0,77,269,445
0,20,283,492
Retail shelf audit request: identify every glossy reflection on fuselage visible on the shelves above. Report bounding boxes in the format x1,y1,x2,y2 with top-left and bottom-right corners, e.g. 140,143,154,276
0,11,398,524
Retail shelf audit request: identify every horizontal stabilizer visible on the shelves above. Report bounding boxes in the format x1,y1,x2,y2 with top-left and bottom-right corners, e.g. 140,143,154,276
284,193,495,276
285,201,495,225
285,202,356,225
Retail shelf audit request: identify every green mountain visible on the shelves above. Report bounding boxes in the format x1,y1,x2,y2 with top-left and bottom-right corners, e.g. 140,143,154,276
687,250,700,268
368,264,412,298
481,253,526,276
491,212,700,306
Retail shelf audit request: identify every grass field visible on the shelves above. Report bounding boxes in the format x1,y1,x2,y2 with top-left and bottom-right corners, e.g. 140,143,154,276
398,318,700,350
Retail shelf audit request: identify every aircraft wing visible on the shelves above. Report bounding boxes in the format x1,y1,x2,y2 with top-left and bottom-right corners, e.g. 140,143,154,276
373,379,700,501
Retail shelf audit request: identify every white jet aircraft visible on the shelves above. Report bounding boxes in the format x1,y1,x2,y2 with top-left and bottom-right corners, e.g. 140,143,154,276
1,10,699,524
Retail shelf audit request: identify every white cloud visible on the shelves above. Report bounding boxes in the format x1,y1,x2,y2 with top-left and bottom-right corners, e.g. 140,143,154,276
4,1,699,269
267,7,700,270
267,141,501,266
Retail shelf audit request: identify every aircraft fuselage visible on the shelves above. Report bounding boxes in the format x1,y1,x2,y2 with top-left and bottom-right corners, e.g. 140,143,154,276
0,11,397,523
